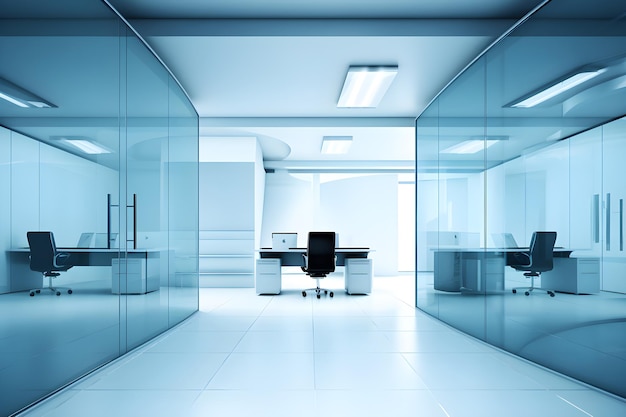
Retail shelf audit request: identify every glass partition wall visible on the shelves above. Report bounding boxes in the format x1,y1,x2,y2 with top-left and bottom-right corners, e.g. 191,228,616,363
0,1,199,415
416,0,626,398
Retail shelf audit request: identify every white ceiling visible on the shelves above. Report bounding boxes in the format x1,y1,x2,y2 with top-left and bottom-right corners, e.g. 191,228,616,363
107,0,540,171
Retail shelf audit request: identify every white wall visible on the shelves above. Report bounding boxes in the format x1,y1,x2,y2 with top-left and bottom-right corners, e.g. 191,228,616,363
39,145,117,247
198,137,265,287
261,172,399,276
260,171,316,248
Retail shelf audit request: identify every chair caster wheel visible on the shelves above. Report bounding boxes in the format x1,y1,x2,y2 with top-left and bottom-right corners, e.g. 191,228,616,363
548,291,555,297
302,291,306,297
56,291,61,296
36,290,41,294
30,292,35,297
68,289,72,294
524,291,530,296
512,289,517,294
324,290,328,295
317,294,321,299
330,292,334,297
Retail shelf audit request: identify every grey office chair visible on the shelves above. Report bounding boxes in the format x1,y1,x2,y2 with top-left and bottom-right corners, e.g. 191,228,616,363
301,232,336,299
510,231,557,297
27,231,74,297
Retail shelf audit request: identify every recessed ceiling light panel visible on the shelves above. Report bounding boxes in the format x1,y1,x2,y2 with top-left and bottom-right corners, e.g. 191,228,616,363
337,66,398,108
441,139,499,154
57,137,112,154
0,77,56,108
507,67,606,108
321,136,353,154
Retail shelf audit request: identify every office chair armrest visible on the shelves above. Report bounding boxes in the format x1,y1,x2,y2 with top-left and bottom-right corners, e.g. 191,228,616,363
53,252,71,268
511,252,531,267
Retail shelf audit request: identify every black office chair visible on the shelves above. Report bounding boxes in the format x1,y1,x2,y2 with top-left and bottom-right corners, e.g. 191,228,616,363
510,231,557,297
27,231,74,297
301,232,336,299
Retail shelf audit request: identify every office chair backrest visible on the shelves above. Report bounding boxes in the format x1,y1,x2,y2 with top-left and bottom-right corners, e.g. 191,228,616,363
528,231,557,272
27,231,57,273
306,232,336,274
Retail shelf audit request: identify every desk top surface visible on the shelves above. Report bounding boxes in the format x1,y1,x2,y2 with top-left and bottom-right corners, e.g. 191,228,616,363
11,247,158,253
433,247,572,253
259,247,370,253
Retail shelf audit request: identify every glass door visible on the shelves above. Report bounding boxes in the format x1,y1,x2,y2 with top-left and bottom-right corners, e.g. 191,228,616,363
122,33,170,350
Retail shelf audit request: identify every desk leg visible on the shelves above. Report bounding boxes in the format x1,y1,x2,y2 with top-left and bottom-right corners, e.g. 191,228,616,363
9,252,42,293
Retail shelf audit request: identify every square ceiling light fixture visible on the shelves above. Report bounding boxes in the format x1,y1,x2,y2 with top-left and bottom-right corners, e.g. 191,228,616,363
0,77,56,108
321,136,353,154
59,138,112,154
507,67,606,108
337,66,398,108
441,136,507,154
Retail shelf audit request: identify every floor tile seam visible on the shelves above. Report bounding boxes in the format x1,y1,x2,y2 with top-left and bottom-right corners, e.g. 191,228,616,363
426,387,579,393
70,387,205,392
199,351,234,391
191,315,252,391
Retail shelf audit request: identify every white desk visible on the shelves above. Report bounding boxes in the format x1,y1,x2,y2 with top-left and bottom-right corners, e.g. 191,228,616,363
433,247,576,294
9,248,162,294
256,248,373,295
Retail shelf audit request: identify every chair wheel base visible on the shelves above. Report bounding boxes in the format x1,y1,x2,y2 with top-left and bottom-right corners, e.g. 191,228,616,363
302,287,333,299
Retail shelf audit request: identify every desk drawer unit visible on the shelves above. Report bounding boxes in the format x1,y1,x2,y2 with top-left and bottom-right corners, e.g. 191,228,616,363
345,258,372,295
541,257,600,294
255,258,281,295
112,258,159,294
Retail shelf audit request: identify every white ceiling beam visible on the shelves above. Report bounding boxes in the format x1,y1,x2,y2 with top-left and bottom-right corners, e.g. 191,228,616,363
200,117,415,129
131,18,515,37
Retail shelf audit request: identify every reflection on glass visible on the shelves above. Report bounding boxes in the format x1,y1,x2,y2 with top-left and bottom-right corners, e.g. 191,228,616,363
416,0,626,398
0,2,198,415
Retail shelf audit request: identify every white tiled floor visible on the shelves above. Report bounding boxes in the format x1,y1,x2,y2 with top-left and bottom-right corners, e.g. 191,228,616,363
19,275,626,417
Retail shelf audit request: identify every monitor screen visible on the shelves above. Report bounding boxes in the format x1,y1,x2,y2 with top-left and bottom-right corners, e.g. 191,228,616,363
94,233,118,248
272,232,297,249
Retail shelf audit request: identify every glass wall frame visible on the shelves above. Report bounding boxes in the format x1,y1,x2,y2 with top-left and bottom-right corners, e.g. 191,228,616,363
0,1,199,415
416,0,626,398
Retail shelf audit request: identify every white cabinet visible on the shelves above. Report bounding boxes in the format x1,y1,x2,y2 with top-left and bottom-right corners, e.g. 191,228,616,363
541,257,600,294
345,258,373,294
255,258,281,295
112,256,159,294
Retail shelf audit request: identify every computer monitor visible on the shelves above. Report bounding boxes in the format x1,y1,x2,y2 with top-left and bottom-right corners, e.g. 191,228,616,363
77,232,94,248
94,233,118,248
272,232,297,250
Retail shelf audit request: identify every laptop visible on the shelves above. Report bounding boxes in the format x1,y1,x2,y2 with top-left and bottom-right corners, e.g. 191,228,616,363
77,232,94,248
272,232,297,250
491,233,519,248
